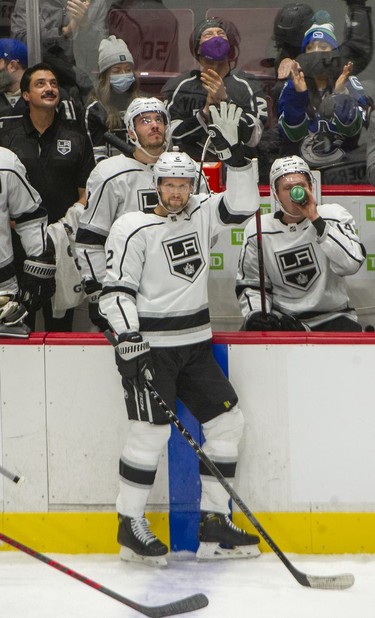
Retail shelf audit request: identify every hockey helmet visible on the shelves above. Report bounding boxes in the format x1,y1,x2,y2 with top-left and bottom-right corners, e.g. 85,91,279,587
189,17,240,65
124,97,171,146
270,156,314,193
153,151,196,186
273,3,314,49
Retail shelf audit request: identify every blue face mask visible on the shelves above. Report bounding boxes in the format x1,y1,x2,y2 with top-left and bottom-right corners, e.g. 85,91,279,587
110,73,135,94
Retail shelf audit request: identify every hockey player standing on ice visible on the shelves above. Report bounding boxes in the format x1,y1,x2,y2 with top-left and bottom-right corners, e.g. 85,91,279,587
0,147,55,338
236,155,365,332
99,102,261,565
76,96,210,331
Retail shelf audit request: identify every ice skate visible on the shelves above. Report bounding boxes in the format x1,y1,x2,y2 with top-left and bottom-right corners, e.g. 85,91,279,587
196,511,261,561
118,515,168,567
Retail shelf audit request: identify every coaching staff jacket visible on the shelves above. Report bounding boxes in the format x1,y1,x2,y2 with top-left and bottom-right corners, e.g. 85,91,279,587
0,110,95,223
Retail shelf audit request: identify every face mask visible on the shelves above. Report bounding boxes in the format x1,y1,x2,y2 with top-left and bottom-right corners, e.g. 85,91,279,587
295,51,341,80
110,73,135,94
199,36,231,61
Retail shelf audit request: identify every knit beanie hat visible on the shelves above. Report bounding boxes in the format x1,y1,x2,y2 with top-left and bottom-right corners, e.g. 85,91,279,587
98,35,134,74
301,21,338,52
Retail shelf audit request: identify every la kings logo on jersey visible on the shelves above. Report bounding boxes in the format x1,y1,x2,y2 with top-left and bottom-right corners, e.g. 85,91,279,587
276,243,321,290
163,232,205,282
137,188,158,212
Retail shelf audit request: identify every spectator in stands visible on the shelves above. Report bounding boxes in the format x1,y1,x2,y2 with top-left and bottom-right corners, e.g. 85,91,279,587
107,0,179,73
0,37,82,125
0,38,28,120
85,35,142,164
277,16,371,171
236,155,365,332
0,62,95,331
161,16,267,162
11,0,108,98
273,1,373,80
0,1,16,38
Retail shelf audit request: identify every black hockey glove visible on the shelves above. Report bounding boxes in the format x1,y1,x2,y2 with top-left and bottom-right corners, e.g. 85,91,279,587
20,251,56,310
278,314,307,332
242,311,281,331
208,102,246,166
84,280,108,331
115,331,155,390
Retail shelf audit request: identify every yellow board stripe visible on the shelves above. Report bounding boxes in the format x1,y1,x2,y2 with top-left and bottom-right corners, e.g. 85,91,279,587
1,512,375,554
233,512,375,554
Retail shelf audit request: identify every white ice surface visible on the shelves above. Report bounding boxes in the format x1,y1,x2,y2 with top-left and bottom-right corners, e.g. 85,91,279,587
0,550,374,617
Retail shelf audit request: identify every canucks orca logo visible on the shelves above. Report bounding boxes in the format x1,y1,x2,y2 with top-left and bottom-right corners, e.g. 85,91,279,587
163,232,205,282
276,244,320,290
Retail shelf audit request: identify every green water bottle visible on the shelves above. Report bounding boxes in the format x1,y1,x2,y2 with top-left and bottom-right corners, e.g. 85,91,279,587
290,185,307,206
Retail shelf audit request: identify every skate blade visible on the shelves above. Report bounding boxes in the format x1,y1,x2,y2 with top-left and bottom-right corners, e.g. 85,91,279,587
120,546,168,567
196,541,261,561
0,324,30,339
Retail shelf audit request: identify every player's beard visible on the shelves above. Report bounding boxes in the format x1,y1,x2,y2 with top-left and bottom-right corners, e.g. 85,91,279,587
141,131,165,156
160,193,190,214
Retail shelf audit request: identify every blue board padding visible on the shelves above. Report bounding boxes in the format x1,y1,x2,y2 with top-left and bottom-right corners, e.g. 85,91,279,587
168,344,229,551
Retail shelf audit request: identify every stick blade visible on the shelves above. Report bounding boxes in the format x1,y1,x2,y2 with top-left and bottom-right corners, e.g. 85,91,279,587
304,573,355,590
141,593,209,618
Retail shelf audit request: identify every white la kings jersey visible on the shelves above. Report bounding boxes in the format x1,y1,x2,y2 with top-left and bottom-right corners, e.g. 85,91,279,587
75,153,211,285
100,162,259,346
236,204,365,326
0,147,47,296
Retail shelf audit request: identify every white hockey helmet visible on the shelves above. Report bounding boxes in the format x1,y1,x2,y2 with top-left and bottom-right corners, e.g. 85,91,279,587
124,96,171,147
270,156,314,193
153,151,197,186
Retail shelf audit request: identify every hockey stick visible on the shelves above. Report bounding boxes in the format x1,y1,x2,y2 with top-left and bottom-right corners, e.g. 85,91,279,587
0,464,25,484
103,329,354,589
0,532,208,617
196,135,211,195
145,382,355,591
103,131,135,157
255,208,267,317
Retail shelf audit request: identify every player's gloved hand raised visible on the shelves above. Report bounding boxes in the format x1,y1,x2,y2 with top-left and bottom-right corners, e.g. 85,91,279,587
115,331,155,390
84,280,108,331
208,101,244,163
20,250,56,310
242,311,281,331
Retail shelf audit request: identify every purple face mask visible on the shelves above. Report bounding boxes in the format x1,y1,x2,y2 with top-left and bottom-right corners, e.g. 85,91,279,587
199,36,231,61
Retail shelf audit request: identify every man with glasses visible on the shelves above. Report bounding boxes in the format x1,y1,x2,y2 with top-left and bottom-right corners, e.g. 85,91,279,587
76,96,210,331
